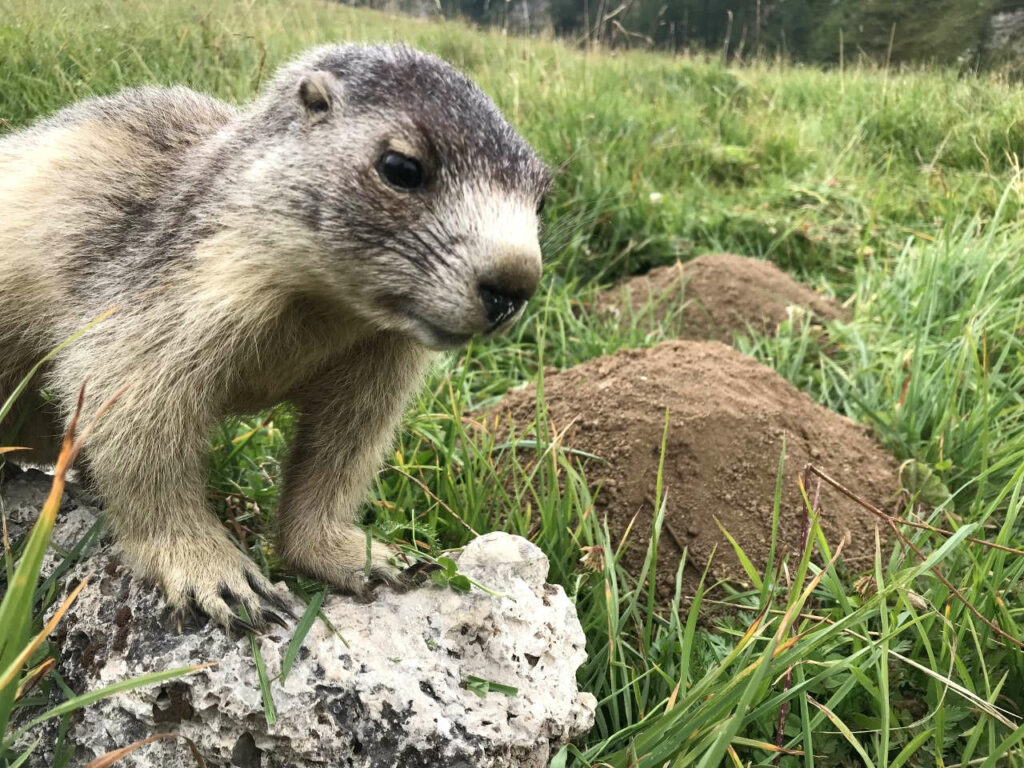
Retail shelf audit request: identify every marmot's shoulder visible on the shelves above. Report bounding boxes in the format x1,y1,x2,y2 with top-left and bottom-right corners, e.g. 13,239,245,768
20,85,238,152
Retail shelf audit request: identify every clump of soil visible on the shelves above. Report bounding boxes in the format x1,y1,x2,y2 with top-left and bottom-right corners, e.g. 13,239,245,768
491,341,898,598
597,253,849,343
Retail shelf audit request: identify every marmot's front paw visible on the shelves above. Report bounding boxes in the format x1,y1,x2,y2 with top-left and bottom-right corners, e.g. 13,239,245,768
279,529,434,600
311,541,408,601
358,557,441,600
120,533,296,635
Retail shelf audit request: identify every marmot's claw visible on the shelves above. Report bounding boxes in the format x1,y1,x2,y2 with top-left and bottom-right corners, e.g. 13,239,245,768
263,610,290,630
228,614,261,637
144,540,296,643
168,599,263,637
216,586,262,631
399,560,443,587
217,581,297,634
246,571,300,622
354,577,384,603
367,560,442,594
357,562,433,598
170,605,202,634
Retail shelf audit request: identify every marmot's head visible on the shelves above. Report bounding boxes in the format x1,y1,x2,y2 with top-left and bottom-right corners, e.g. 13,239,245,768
249,44,549,350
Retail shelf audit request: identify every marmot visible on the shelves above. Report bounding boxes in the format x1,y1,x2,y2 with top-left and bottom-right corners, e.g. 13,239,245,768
0,44,549,630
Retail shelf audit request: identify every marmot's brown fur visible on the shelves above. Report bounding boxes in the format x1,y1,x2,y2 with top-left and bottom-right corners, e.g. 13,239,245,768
0,44,549,629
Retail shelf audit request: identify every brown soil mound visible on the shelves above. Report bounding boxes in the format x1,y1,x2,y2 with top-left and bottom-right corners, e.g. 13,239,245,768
491,341,898,598
597,253,848,343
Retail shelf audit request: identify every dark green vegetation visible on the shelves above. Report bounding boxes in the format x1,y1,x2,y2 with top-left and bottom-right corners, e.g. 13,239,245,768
554,0,1022,67
365,0,1024,70
2,0,1023,765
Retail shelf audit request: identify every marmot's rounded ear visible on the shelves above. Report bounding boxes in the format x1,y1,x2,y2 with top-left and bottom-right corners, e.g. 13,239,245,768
297,71,339,121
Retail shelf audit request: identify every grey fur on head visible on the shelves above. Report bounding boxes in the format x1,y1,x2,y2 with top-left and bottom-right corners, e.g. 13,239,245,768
0,43,549,630
235,43,552,347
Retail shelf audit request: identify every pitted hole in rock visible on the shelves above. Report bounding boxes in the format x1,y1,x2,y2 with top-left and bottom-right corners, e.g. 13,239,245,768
68,628,106,680
98,574,118,597
231,731,262,768
112,604,132,653
419,680,441,702
152,682,194,725
524,653,540,668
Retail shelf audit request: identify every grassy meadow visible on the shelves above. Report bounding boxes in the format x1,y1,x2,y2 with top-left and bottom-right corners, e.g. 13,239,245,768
2,0,1024,765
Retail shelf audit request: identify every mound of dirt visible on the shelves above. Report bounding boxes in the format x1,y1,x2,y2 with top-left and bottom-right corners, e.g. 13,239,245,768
597,253,848,343
491,341,898,598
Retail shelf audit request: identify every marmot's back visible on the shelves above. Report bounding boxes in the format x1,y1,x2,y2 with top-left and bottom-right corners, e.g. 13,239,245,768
0,86,236,349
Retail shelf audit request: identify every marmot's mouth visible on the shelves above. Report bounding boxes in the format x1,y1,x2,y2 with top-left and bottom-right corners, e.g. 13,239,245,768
401,311,474,350
396,303,526,351
484,304,527,337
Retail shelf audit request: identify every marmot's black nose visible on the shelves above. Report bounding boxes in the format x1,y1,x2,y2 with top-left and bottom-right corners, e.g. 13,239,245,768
479,283,527,329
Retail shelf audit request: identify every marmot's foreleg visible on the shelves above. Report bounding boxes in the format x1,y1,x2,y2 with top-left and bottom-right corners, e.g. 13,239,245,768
277,333,431,597
55,344,290,632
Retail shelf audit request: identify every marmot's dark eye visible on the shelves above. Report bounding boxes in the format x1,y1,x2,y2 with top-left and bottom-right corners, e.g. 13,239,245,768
378,150,426,190
536,196,546,215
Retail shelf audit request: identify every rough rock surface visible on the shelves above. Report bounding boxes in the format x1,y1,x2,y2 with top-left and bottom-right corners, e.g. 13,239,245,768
2,466,103,569
1,469,595,768
489,341,899,599
596,253,848,344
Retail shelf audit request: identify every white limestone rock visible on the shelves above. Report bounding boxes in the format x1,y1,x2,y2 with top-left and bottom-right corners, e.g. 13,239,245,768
4,470,595,767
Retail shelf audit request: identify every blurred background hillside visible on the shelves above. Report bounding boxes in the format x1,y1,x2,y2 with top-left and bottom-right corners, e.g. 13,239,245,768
343,0,1024,71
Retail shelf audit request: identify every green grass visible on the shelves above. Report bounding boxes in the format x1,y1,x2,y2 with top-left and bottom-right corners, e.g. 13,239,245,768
2,0,1024,765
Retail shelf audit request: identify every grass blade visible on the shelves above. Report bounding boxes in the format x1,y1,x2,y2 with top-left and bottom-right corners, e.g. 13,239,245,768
84,732,209,768
5,663,217,750
806,696,876,768
239,605,277,726
279,588,325,683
